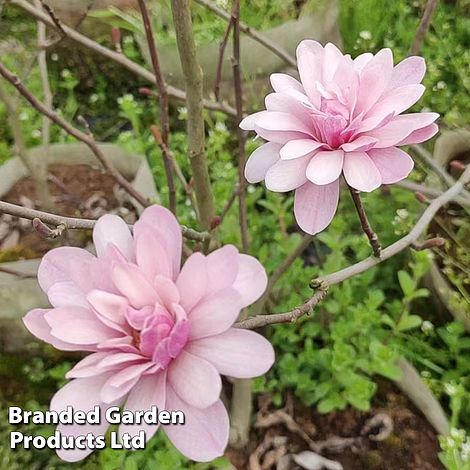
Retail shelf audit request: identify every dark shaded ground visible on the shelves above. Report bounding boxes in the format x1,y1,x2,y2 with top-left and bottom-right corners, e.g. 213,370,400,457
227,381,443,470
1,163,132,258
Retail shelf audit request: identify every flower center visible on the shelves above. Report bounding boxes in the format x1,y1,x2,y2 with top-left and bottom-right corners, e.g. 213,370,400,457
126,304,189,369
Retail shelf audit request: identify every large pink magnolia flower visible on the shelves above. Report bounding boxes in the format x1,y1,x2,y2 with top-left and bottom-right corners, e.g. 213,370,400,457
242,40,438,234
24,205,273,462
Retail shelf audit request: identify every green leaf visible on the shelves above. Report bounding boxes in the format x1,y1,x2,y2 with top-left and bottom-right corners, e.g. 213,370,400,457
398,270,415,297
397,314,422,332
317,393,346,413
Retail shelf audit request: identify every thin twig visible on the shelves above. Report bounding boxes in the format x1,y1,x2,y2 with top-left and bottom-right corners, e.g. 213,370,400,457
214,7,234,101
410,0,439,55
235,287,328,329
138,0,176,215
220,184,240,223
236,164,470,329
232,0,249,252
171,0,216,230
194,0,296,68
39,0,65,36
11,0,237,117
0,200,210,242
0,61,149,208
348,185,382,257
396,179,470,206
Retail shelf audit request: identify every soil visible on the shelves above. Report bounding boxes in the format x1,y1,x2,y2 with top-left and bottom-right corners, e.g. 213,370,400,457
0,163,133,258
227,381,444,470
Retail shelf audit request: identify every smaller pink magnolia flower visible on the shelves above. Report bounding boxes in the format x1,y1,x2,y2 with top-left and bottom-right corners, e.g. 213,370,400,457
242,40,439,234
24,205,273,462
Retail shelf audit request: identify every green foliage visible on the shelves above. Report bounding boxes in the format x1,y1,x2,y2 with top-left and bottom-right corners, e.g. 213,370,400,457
439,429,470,470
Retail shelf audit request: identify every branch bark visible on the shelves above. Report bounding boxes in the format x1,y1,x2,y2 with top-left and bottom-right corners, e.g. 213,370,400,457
138,0,176,215
348,185,382,258
232,0,249,252
0,200,210,242
410,0,439,55
171,0,216,230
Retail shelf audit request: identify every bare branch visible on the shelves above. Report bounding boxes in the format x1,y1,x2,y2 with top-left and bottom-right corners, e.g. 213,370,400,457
171,0,216,230
410,0,439,55
194,0,296,68
237,164,470,329
232,0,249,252
348,185,382,257
0,200,210,242
235,287,328,329
214,7,234,101
10,0,236,117
138,0,176,215
0,61,149,208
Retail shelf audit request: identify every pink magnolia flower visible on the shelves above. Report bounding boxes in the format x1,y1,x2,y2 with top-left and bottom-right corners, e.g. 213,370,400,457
242,40,439,234
24,205,273,462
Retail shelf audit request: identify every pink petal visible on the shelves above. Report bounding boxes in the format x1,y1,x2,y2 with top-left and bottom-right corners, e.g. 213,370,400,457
368,147,414,184
255,111,314,136
341,136,378,152
98,352,145,370
397,122,438,145
168,350,221,408
189,288,242,339
370,84,425,121
280,139,325,160
270,73,304,93
245,142,281,183
154,276,180,309
37,247,94,294
322,42,344,83
355,49,393,115
343,151,382,192
205,245,239,296
133,205,182,280
87,290,128,325
176,253,208,313
47,281,89,309
306,150,344,185
101,362,154,403
294,180,339,235
232,254,267,307
135,229,172,280
296,39,324,107
265,93,312,122
187,328,274,378
353,52,373,72
365,112,439,148
389,56,426,89
23,308,95,351
65,352,109,378
93,214,134,261
119,371,167,441
45,307,118,345
239,111,265,131
265,156,310,192
50,374,119,462
164,385,229,462
112,263,160,308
